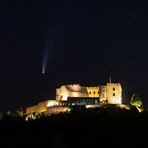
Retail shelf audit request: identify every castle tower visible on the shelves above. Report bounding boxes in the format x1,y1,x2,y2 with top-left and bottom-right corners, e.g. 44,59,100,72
106,83,122,104
99,86,107,103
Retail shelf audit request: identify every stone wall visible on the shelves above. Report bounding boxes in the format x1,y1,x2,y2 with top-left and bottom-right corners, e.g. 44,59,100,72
86,87,99,97
56,84,88,101
106,83,122,104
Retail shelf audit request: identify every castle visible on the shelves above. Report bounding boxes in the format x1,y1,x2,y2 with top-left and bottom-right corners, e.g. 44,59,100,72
56,83,122,104
26,81,122,115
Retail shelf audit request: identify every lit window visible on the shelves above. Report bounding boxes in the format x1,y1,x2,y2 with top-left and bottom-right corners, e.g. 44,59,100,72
113,93,115,96
113,88,115,91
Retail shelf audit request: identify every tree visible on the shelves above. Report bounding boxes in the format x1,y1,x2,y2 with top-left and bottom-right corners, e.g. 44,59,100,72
130,93,142,108
0,112,4,120
16,107,25,117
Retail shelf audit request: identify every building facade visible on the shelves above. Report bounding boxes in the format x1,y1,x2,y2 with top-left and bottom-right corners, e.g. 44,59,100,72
26,100,59,114
56,83,122,104
56,84,89,101
26,82,122,115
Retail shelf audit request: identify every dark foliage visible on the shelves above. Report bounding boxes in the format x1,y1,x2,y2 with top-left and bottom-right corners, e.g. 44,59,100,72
0,107,148,147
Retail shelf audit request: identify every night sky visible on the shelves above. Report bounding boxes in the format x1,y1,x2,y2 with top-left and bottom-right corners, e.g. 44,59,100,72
0,0,146,111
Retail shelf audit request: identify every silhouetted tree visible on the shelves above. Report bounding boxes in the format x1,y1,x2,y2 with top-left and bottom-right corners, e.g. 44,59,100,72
0,112,3,120
6,111,11,116
16,107,25,118
130,93,143,107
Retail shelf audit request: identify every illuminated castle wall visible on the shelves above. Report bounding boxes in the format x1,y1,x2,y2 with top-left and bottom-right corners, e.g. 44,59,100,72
106,83,122,104
26,100,59,115
86,87,99,97
56,84,88,101
99,83,122,104
26,82,122,115
56,83,122,104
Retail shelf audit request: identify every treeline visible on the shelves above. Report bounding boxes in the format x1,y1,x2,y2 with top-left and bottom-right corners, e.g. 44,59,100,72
0,106,148,147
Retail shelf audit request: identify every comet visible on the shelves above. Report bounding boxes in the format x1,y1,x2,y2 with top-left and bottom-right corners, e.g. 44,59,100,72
42,51,48,75
42,23,55,75
42,65,45,75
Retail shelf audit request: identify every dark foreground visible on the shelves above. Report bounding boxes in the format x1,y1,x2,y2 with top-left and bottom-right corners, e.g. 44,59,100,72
0,107,148,147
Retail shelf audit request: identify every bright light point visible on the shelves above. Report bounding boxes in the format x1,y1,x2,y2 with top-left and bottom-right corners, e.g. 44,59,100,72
42,66,45,75
47,101,59,107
